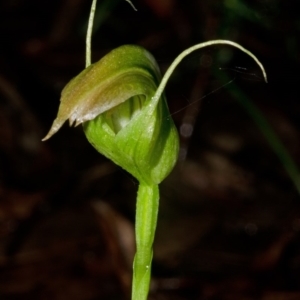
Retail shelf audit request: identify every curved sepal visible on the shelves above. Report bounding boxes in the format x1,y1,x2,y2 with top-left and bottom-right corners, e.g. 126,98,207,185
42,45,162,141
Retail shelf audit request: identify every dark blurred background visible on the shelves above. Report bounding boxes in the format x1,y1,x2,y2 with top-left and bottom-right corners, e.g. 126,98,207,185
1,0,300,299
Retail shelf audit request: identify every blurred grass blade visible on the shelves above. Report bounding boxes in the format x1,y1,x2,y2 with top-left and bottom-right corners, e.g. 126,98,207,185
217,72,300,194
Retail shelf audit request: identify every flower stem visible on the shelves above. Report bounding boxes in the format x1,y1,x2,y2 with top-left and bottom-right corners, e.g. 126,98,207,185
86,0,98,68
132,183,159,300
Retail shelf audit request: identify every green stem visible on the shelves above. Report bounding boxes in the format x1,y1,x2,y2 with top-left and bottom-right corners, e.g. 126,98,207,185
132,183,159,300
86,0,136,68
86,0,98,68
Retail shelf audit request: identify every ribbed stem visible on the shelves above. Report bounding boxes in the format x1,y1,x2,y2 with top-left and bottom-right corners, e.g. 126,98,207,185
132,183,159,300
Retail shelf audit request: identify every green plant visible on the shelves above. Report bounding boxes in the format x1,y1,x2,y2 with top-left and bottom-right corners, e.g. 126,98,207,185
42,0,266,299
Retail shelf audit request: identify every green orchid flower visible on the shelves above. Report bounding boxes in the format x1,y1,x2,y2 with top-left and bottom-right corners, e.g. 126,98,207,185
43,2,267,299
43,45,179,185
